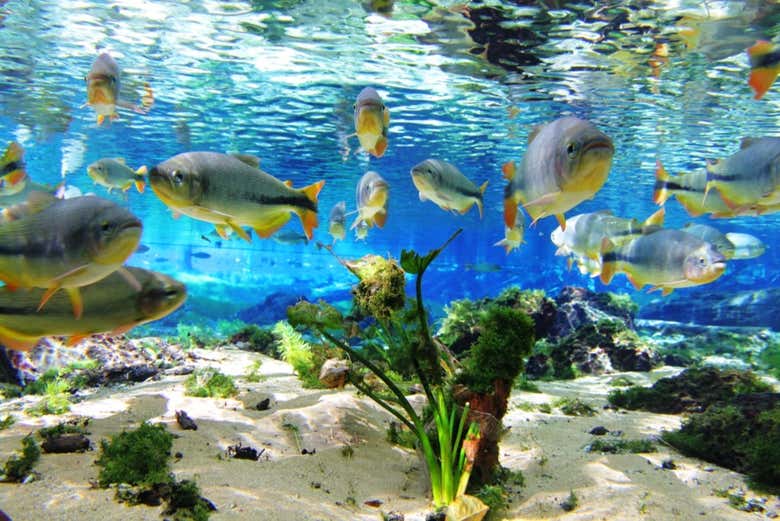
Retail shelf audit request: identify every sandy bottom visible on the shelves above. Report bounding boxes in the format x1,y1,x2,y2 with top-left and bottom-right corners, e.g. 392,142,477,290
0,347,776,521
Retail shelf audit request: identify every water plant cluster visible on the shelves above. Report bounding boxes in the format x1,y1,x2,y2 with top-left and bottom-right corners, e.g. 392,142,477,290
286,230,536,515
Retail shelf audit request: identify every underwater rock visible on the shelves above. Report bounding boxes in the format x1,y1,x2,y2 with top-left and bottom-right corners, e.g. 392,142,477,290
551,286,638,339
227,443,263,461
608,367,774,414
0,349,19,385
318,358,349,389
639,288,780,329
236,291,306,326
175,410,197,431
589,426,609,436
547,320,660,377
41,434,90,454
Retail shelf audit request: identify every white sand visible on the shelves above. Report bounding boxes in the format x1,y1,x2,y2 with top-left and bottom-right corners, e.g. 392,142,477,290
0,348,776,521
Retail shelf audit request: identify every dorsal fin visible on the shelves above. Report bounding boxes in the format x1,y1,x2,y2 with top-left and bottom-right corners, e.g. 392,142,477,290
739,137,760,149
229,153,261,169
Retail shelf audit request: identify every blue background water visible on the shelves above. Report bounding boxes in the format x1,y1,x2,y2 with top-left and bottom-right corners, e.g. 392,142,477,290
0,0,778,326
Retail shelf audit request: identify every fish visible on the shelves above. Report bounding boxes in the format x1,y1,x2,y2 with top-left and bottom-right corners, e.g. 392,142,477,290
272,230,309,245
149,152,325,241
464,262,501,273
328,201,346,243
653,161,735,217
354,220,369,241
353,87,390,158
503,116,614,230
0,141,27,197
494,207,526,254
0,194,142,319
747,40,780,100
704,137,780,213
84,52,153,125
680,223,736,260
723,232,765,260
600,228,727,296
410,159,488,218
87,158,147,194
135,244,150,254
190,251,211,259
551,208,665,265
351,171,388,230
0,181,60,209
0,267,185,351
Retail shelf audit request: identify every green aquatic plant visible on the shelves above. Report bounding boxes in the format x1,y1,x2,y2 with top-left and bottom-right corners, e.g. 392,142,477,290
229,324,278,355
244,360,264,383
0,415,14,430
553,397,597,417
272,320,325,388
96,422,173,487
289,230,482,508
1,434,40,482
165,479,214,521
586,438,656,454
184,368,238,399
25,377,72,416
561,490,579,512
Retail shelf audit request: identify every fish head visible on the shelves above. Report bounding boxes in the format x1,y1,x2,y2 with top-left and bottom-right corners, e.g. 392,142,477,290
410,159,443,194
86,160,108,183
557,122,614,194
354,88,388,137
149,159,205,209
136,270,187,321
82,198,143,265
357,171,389,210
682,243,727,284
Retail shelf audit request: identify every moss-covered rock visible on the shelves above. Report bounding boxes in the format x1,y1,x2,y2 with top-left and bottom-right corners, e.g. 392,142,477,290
347,255,406,321
663,395,780,487
608,367,773,414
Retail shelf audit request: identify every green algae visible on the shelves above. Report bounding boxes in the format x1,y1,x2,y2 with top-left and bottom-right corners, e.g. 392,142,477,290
96,422,174,487
1,434,40,482
184,368,238,398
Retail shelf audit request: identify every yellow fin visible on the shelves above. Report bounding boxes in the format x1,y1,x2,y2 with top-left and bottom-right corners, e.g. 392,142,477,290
296,180,325,240
226,220,252,243
0,325,40,351
66,287,84,320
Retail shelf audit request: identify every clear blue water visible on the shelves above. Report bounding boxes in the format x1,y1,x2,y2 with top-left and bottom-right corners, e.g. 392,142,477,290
1,0,779,327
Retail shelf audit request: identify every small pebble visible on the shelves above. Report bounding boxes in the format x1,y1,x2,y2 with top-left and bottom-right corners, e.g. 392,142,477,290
589,426,608,436
661,459,677,470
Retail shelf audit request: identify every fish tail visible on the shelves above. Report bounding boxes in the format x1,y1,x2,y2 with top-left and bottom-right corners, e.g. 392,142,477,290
371,136,388,158
643,207,665,228
747,40,779,100
653,160,670,205
297,180,325,240
501,161,516,181
493,238,513,255
476,181,488,219
503,196,517,229
599,237,617,285
135,180,146,193
141,83,154,109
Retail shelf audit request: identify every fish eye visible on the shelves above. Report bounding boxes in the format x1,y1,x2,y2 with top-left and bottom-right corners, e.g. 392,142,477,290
172,170,184,184
100,221,112,232
566,142,578,156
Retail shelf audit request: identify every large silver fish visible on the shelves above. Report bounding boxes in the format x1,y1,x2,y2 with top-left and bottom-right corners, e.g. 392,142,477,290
410,159,487,218
149,152,325,241
0,194,142,318
600,228,727,295
504,116,614,230
0,267,185,351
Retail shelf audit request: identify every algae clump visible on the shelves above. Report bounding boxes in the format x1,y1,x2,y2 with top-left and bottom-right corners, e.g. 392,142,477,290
184,367,238,399
1,434,40,482
96,422,173,487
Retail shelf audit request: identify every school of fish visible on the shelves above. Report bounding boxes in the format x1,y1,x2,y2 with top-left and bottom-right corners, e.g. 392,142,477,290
0,39,778,354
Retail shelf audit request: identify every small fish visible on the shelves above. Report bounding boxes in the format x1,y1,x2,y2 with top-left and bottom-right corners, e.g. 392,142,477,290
0,267,185,351
704,137,780,214
681,223,736,259
354,219,369,241
0,181,59,209
84,52,153,125
136,244,150,254
149,152,324,241
0,194,142,319
0,141,27,197
351,171,388,230
87,158,147,194
190,251,211,259
723,232,765,260
600,228,727,296
495,207,526,254
353,87,390,158
272,230,309,245
328,201,346,243
410,159,488,217
747,40,780,100
503,116,614,230
465,262,501,273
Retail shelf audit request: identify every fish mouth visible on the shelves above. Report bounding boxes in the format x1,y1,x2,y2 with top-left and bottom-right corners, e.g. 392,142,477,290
582,138,614,156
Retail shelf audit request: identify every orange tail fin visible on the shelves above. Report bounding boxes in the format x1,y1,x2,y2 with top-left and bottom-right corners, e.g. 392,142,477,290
747,40,780,100
653,160,670,205
297,180,325,240
599,237,617,285
503,197,517,229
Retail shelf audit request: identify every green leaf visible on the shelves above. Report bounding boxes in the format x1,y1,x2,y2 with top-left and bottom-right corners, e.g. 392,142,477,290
400,229,462,275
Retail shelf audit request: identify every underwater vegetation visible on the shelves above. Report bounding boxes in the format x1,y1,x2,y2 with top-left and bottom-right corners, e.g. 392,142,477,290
96,422,214,520
608,367,779,488
184,367,238,399
0,435,40,483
